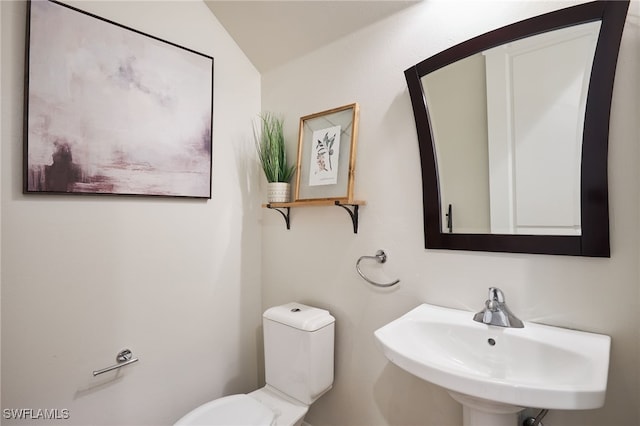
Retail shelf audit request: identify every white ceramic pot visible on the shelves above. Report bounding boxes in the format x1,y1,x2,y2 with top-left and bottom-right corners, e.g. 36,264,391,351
267,182,291,203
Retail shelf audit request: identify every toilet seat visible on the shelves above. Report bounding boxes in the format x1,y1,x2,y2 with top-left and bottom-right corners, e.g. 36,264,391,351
174,394,275,426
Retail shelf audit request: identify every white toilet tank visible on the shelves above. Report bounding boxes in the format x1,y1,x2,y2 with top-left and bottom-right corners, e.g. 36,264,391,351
263,303,335,406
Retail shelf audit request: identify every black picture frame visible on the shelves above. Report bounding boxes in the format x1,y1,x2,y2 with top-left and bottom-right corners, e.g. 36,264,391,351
24,0,214,198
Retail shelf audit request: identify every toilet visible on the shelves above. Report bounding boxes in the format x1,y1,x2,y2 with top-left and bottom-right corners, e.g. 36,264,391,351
175,302,335,426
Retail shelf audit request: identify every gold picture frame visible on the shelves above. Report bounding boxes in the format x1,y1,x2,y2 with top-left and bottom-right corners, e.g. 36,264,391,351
294,103,359,202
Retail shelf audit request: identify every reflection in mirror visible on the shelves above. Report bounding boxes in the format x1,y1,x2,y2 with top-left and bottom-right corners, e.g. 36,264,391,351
405,1,629,256
422,21,601,236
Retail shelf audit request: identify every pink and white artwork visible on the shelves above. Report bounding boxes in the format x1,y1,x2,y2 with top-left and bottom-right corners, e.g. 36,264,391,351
308,125,341,187
24,0,213,198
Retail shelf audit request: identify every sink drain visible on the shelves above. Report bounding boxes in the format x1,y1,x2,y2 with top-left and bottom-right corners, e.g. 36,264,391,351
487,338,496,346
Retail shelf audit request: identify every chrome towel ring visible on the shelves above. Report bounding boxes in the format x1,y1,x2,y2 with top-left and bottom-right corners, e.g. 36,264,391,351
356,250,400,288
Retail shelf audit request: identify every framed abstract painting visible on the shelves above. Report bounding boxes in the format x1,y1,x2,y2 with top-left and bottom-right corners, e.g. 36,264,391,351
24,0,214,198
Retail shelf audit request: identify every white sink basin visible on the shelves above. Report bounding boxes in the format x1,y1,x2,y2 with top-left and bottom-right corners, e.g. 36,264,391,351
374,303,611,411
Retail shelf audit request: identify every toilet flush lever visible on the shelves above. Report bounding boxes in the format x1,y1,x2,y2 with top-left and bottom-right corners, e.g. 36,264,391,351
92,349,139,376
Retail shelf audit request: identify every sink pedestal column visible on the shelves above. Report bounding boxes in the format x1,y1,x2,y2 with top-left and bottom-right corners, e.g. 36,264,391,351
449,391,524,426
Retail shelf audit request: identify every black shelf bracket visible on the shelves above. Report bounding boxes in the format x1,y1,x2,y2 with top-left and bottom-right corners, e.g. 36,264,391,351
266,205,290,230
335,201,360,234
265,201,363,232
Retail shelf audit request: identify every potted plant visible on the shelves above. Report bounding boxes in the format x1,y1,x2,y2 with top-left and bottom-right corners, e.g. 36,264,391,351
255,112,296,203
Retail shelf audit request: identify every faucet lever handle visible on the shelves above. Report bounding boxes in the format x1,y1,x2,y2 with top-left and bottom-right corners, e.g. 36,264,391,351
488,287,505,303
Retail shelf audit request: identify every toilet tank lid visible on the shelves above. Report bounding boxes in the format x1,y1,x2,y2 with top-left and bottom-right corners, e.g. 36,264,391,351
264,303,335,331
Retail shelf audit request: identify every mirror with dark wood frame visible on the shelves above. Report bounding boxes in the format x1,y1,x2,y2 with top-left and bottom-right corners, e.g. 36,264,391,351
405,0,629,257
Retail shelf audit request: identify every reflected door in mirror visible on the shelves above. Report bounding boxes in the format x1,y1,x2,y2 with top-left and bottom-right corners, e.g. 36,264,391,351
422,21,600,236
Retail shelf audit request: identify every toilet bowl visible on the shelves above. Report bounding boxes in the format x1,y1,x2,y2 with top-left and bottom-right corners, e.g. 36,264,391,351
174,394,275,426
175,303,335,426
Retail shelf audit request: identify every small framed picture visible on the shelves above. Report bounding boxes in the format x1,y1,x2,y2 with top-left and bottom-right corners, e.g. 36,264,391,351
294,103,359,202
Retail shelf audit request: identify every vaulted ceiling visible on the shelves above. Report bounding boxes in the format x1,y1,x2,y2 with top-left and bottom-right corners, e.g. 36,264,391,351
204,1,420,73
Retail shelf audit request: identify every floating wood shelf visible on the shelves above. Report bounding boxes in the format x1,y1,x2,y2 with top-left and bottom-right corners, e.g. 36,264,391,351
262,200,366,233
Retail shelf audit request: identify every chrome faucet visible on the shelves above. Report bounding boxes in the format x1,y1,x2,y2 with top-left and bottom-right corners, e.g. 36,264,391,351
473,287,524,328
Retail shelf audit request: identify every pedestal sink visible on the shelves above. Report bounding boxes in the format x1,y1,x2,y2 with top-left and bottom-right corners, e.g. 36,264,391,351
374,304,611,426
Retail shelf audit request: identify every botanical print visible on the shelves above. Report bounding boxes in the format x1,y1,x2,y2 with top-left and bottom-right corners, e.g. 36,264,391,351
25,0,213,197
308,125,341,186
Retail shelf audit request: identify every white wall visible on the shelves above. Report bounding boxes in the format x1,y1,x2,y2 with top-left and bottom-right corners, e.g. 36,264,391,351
0,0,3,408
1,1,262,425
422,54,490,233
262,1,639,425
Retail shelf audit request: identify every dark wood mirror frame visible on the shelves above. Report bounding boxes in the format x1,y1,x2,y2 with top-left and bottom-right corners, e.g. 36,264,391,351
405,0,629,257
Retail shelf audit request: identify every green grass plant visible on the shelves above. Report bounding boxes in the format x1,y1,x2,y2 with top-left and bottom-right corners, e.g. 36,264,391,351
255,113,295,183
